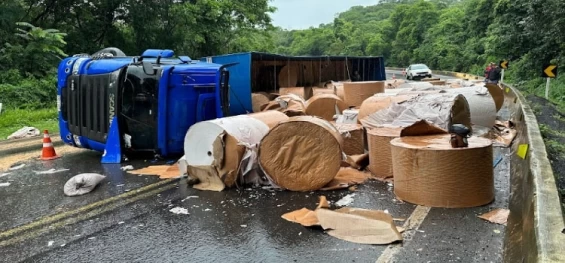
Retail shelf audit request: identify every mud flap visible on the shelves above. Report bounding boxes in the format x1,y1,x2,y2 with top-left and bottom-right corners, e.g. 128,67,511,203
101,116,122,163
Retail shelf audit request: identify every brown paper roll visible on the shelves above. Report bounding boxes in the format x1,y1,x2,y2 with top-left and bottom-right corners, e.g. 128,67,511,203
343,81,386,107
279,87,313,100
278,64,298,87
333,82,345,100
390,134,494,208
252,93,270,113
358,95,416,122
385,79,406,89
313,87,335,96
332,122,365,155
367,127,402,179
259,116,344,191
248,111,290,129
305,94,347,121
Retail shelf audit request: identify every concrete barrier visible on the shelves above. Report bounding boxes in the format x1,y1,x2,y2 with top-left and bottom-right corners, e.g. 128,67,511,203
385,67,565,262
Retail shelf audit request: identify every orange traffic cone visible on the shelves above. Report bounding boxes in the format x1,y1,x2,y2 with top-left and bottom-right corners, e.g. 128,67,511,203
40,130,60,160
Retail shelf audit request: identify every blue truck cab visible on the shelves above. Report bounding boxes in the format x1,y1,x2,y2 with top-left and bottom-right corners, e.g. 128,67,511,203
57,48,231,163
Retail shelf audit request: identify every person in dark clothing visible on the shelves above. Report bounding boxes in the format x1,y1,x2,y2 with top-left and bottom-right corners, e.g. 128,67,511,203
352,71,362,81
488,65,502,84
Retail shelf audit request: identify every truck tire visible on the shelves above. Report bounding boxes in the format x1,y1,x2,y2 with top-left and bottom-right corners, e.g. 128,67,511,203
92,47,126,57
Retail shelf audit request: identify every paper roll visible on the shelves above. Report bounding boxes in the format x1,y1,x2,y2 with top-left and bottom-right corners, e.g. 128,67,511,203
396,82,433,90
252,93,270,113
444,87,497,128
313,87,336,96
279,87,313,100
305,94,347,121
390,134,494,208
183,115,270,191
248,110,290,129
259,116,344,191
358,94,416,123
367,127,402,179
278,64,299,87
361,93,472,132
332,122,365,155
343,81,385,107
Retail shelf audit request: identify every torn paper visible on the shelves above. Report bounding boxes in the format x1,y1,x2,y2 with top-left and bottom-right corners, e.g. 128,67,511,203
478,208,510,225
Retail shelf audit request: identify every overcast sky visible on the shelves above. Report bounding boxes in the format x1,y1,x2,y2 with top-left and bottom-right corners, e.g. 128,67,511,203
270,0,378,29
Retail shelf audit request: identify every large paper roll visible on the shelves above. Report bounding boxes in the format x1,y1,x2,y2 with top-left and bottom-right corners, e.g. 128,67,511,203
444,87,497,128
258,116,344,191
278,64,299,87
358,94,416,123
252,93,270,113
361,93,472,132
343,81,385,107
305,94,347,121
248,110,289,129
390,134,494,208
183,115,270,191
332,122,364,156
367,127,402,179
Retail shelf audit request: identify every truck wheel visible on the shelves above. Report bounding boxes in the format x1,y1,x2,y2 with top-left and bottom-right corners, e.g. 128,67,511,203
92,47,126,57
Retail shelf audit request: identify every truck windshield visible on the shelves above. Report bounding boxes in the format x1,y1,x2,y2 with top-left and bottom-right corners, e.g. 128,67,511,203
120,65,160,150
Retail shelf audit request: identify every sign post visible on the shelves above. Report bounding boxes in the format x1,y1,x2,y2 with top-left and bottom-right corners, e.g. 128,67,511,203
542,64,558,99
499,60,509,83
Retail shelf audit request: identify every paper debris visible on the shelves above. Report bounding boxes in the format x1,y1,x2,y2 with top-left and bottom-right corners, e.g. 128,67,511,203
120,165,134,171
321,168,371,191
281,208,319,227
342,154,369,170
128,165,180,179
491,121,517,147
34,168,70,175
240,225,248,228
47,241,54,247
493,229,501,234
8,163,25,171
169,207,190,215
0,173,11,178
478,208,510,225
0,182,11,187
316,208,403,245
335,193,356,207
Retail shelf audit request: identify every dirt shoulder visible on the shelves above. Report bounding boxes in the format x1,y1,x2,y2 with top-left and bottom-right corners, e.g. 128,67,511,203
526,94,565,211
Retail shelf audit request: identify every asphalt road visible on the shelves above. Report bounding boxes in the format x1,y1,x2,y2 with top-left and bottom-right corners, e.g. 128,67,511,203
0,72,507,263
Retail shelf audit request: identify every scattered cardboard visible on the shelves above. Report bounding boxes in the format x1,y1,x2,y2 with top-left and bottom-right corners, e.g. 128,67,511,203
316,208,403,245
127,165,181,179
343,153,369,170
321,168,371,191
478,208,510,225
491,120,517,147
281,208,319,227
281,198,404,245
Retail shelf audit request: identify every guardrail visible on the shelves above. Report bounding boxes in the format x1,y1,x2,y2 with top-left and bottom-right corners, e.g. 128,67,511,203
385,67,565,262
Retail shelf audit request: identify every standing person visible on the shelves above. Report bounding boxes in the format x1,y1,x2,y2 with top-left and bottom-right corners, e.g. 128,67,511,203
488,64,502,84
484,62,494,82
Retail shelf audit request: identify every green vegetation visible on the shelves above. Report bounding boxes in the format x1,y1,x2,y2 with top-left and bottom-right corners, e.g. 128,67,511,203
0,108,58,139
268,0,565,108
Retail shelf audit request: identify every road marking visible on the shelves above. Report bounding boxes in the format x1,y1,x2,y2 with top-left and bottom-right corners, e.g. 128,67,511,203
0,178,177,242
0,182,178,247
376,205,431,263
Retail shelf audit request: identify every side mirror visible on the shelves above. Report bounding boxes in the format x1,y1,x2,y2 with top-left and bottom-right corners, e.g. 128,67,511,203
142,61,154,75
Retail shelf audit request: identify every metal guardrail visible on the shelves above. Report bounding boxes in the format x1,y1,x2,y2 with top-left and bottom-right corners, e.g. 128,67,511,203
385,67,565,262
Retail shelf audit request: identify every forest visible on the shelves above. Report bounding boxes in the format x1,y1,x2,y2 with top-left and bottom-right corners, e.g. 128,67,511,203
0,0,564,113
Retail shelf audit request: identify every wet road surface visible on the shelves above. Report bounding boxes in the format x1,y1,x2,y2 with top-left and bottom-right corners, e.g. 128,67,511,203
0,72,508,263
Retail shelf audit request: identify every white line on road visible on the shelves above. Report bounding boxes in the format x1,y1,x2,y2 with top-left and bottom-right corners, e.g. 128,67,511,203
376,205,432,263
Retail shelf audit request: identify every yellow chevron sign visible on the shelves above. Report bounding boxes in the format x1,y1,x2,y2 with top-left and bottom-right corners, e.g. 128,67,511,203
499,60,509,69
543,64,557,78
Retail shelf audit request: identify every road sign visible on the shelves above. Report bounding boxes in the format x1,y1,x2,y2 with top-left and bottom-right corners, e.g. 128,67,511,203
499,60,509,69
542,64,558,78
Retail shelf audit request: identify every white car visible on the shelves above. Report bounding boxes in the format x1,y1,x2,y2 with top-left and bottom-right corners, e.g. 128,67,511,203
405,64,432,80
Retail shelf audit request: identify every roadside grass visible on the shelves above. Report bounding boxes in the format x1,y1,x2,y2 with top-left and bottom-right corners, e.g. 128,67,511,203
0,108,58,140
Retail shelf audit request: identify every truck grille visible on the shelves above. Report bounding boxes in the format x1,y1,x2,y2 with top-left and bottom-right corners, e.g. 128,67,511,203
63,74,110,143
